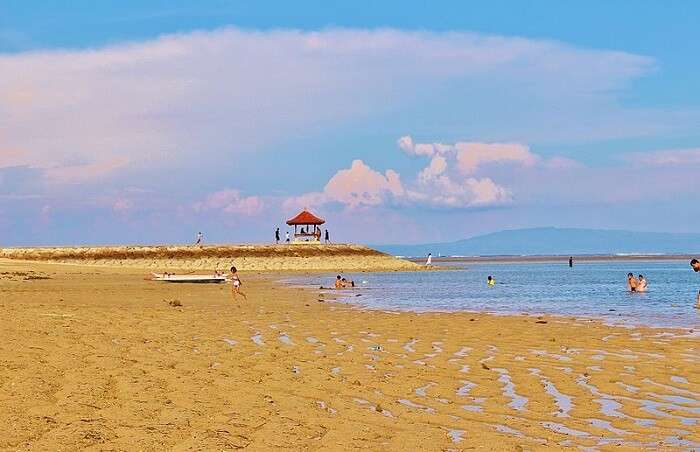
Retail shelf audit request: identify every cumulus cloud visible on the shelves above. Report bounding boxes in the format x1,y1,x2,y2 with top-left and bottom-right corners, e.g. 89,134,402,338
399,137,539,174
285,160,404,209
455,143,538,174
288,152,515,210
290,137,590,210
194,189,263,216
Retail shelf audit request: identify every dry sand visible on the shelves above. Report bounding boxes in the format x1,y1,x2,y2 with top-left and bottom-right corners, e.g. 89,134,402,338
0,244,419,272
1,259,698,451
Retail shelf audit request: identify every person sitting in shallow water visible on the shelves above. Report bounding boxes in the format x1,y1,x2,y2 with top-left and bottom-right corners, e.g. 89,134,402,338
637,274,648,292
341,277,355,288
627,273,638,292
487,275,496,287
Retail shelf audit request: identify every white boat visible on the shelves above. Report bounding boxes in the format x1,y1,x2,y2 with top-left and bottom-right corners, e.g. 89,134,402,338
151,273,227,284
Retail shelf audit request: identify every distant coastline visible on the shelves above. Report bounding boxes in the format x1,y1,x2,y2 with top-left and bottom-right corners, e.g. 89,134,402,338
376,227,700,257
406,254,696,264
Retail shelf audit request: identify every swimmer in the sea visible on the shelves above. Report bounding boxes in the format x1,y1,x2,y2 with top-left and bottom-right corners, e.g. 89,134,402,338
627,273,638,292
637,274,648,292
691,259,700,308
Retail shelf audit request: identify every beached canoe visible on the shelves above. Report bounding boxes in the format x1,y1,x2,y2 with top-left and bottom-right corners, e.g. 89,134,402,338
151,273,227,284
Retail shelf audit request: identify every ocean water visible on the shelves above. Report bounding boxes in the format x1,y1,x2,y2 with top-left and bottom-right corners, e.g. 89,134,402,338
286,260,700,329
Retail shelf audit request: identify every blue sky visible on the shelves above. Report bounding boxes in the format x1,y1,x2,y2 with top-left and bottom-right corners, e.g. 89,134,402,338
1,1,699,245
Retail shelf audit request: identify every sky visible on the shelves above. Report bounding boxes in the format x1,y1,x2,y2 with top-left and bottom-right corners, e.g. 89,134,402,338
1,1,700,245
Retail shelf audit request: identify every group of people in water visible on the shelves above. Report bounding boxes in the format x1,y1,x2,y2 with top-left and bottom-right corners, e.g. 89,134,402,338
335,274,355,288
230,257,700,308
626,273,648,292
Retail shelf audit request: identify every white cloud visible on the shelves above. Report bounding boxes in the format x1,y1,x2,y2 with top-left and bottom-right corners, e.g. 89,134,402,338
400,137,539,174
455,142,538,174
285,159,404,209
417,155,448,183
0,27,658,189
194,189,263,216
288,152,513,210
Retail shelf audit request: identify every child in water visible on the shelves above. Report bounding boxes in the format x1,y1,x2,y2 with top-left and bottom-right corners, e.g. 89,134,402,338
637,274,648,292
487,275,496,287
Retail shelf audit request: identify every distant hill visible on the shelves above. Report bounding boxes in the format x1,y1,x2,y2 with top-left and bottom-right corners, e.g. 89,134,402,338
373,227,700,257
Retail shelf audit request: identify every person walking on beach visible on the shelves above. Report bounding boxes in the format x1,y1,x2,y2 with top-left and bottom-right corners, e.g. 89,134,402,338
569,256,573,268
230,266,247,301
425,253,432,267
195,231,203,247
325,229,330,244
627,273,638,292
691,259,700,307
275,227,280,244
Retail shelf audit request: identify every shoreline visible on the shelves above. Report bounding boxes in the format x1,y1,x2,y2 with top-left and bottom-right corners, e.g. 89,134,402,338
302,285,700,333
2,259,698,449
281,270,700,332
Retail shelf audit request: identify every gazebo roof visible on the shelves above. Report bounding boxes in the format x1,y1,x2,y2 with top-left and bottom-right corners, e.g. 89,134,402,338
286,209,325,226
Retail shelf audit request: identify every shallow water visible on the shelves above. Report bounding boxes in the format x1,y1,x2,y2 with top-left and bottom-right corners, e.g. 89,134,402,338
286,260,700,329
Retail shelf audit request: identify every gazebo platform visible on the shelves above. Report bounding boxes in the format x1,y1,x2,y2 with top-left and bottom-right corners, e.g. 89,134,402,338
286,209,325,243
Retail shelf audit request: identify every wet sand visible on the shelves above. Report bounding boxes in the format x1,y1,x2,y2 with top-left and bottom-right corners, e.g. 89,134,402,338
1,259,698,450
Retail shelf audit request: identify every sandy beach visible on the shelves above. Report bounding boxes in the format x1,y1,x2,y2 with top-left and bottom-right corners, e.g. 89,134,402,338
0,244,419,272
1,258,698,451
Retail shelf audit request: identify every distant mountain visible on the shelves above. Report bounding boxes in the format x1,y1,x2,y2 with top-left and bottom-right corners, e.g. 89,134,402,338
373,227,700,257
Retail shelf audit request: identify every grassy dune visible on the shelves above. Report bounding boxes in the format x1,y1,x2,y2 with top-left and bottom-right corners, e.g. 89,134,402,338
0,244,419,271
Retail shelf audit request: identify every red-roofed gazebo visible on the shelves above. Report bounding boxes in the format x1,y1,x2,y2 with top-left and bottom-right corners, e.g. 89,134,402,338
286,209,325,242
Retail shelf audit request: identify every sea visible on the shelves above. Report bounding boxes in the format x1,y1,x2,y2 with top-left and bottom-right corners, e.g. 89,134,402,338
285,259,700,330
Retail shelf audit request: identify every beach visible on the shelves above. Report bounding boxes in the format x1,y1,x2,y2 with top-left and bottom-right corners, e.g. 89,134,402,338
0,244,419,272
1,258,698,450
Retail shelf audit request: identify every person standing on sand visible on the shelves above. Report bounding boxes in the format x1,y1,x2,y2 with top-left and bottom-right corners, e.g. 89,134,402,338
195,232,203,247
425,253,432,266
691,259,700,307
627,273,638,292
275,228,280,244
325,229,330,244
230,266,247,301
